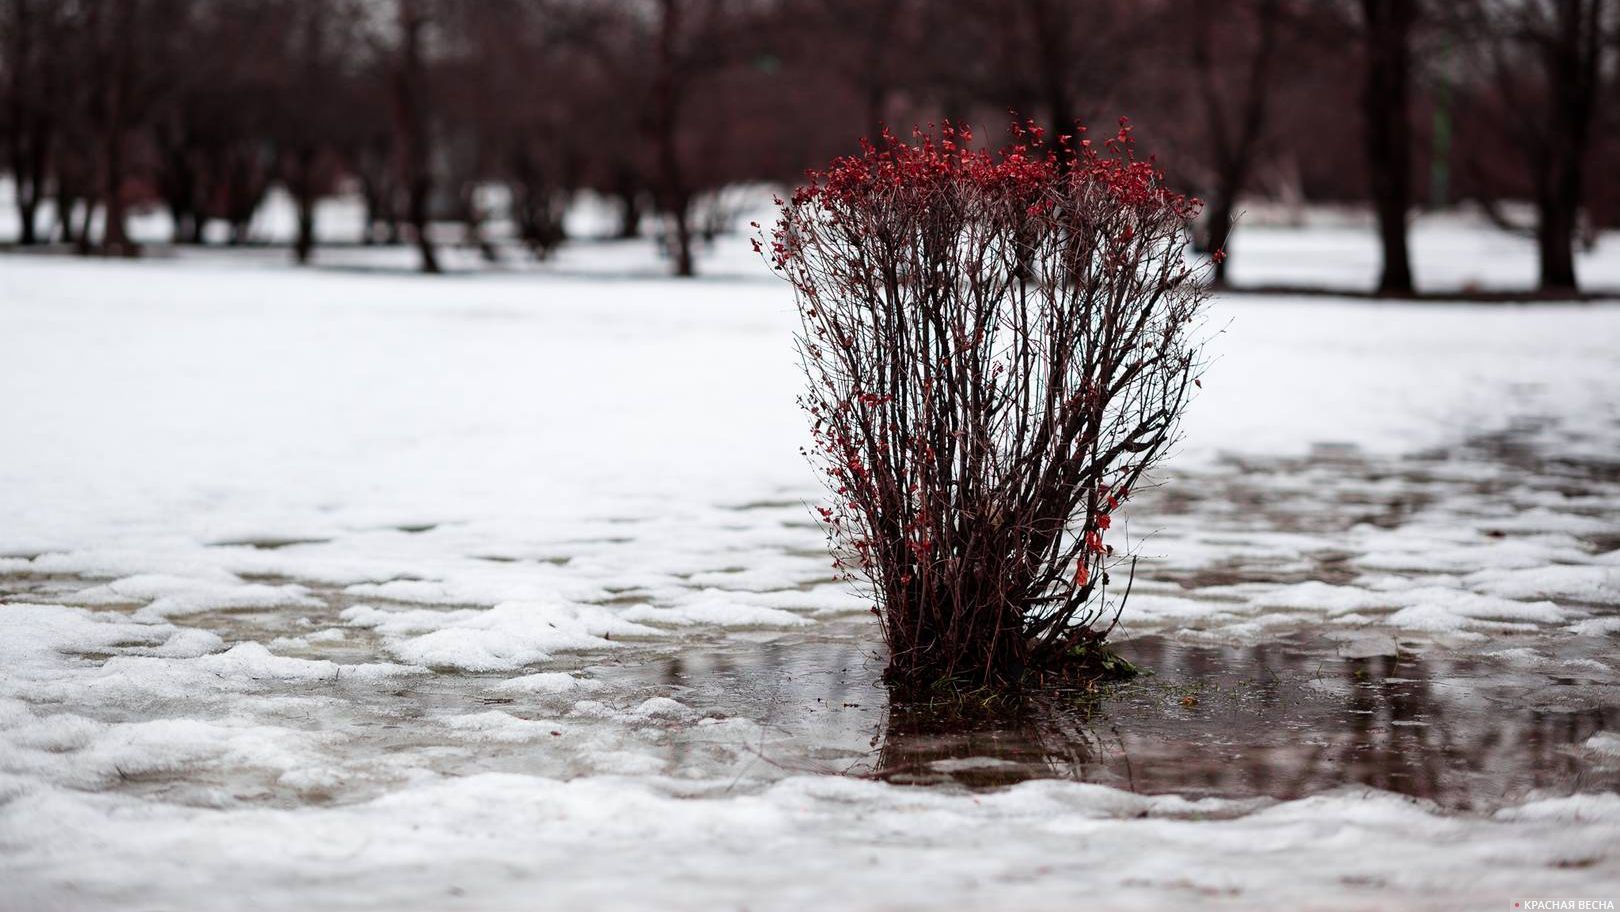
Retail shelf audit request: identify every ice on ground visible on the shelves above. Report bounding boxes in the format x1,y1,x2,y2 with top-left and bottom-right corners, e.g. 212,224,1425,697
66,572,321,620
1586,732,1620,760
341,602,658,672
630,697,700,721
1465,565,1620,604
441,711,566,743
487,671,604,696
621,590,815,629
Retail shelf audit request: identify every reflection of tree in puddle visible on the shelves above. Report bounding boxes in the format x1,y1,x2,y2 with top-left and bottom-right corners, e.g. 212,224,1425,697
594,420,1620,802
1317,650,1616,809
610,622,1616,809
865,636,1620,809
872,698,1107,789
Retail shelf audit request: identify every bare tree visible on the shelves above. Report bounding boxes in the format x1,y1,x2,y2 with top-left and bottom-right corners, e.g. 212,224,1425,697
1190,0,1282,283
0,0,70,245
150,1,220,245
1448,0,1616,293
0,0,1606,293
967,0,1147,139
437,0,581,260
637,0,758,276
794,0,916,139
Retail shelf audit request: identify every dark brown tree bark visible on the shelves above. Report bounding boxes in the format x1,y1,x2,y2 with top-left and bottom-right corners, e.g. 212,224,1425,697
284,3,341,266
7,114,48,246
1446,0,1613,293
218,144,270,245
4,0,54,245
289,147,318,264
508,140,569,257
156,124,200,245
53,183,79,245
1532,0,1605,294
1359,0,1415,295
614,168,644,239
73,196,94,253
393,0,440,274
354,139,397,245
93,0,139,257
652,0,694,277
49,143,88,247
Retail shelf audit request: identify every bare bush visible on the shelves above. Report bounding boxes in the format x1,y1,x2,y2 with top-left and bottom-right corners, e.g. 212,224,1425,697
764,120,1210,690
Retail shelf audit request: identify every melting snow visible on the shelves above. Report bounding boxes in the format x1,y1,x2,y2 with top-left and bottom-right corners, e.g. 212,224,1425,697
3,230,1620,908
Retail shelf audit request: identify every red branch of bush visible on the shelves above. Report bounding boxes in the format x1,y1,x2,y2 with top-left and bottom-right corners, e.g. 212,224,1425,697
760,118,1210,690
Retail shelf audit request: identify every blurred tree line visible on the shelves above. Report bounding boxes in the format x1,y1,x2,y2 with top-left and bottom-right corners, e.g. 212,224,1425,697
0,0,1616,290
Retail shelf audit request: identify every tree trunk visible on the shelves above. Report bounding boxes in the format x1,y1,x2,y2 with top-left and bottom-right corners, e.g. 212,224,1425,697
359,184,378,245
358,155,400,246
291,149,318,265
406,175,439,273
94,0,137,257
16,184,41,245
617,191,642,240
1360,0,1414,296
20,114,52,246
359,172,384,245
509,144,568,258
161,144,198,245
393,0,439,275
9,111,49,247
74,196,95,255
216,146,264,245
614,171,643,239
1537,194,1579,293
669,195,694,278
6,0,42,245
295,199,316,263
652,0,694,277
54,185,78,245
1532,0,1601,295
101,125,131,255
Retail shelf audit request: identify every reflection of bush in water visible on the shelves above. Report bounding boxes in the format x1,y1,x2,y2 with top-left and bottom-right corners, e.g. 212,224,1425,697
872,695,1108,789
864,638,1620,807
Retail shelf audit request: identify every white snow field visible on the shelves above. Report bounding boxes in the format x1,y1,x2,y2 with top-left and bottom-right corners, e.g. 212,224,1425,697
3,226,1620,911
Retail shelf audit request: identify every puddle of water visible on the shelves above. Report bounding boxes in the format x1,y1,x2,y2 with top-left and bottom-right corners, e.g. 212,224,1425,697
598,625,1620,811
7,422,1617,817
